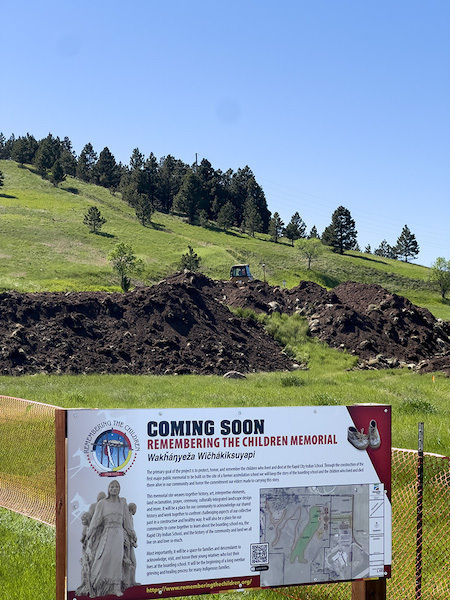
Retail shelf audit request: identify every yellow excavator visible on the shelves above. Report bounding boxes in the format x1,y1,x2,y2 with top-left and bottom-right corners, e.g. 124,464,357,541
229,264,253,283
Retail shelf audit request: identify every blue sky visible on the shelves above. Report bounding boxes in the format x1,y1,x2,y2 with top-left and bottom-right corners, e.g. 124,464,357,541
2,0,449,267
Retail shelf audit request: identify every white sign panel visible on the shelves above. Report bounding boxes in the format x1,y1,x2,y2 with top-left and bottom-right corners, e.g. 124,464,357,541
66,405,391,599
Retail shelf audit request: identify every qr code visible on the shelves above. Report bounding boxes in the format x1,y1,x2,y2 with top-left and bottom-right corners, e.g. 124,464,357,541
250,542,269,565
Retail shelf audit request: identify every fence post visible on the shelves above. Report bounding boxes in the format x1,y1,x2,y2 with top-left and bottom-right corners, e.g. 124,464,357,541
351,578,386,600
415,422,424,600
55,409,67,600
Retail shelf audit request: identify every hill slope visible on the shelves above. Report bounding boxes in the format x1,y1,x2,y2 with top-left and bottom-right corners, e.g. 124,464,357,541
1,160,448,319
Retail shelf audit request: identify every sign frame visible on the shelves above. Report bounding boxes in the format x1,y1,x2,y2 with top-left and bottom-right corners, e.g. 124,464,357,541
56,404,391,600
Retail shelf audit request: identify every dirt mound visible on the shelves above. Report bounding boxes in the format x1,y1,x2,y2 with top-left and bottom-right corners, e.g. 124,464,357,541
221,280,337,315
1,273,449,376
416,352,450,376
0,273,295,376
221,280,290,313
219,279,450,374
308,282,450,366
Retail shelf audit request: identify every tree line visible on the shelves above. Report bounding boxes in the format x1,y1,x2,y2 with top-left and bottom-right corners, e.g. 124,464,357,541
0,132,270,235
0,131,420,262
269,206,420,264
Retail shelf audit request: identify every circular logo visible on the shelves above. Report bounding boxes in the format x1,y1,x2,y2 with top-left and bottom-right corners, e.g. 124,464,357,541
89,428,135,476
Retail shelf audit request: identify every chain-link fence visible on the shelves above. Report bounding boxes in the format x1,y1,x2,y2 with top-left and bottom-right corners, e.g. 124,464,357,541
0,395,57,525
0,397,449,598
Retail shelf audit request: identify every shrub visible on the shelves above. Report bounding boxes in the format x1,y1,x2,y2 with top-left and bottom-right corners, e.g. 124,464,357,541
399,397,437,414
280,375,305,387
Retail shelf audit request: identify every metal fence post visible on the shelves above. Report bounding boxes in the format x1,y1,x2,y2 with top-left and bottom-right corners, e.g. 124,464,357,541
415,422,424,600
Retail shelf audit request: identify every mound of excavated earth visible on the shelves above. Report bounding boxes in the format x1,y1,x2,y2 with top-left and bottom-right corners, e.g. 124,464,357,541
220,279,450,375
0,273,295,376
0,272,449,376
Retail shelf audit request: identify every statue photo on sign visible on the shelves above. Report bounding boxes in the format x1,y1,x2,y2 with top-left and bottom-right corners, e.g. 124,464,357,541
76,480,138,597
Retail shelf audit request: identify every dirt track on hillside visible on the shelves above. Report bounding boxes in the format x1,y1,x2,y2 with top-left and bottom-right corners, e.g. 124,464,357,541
0,272,449,376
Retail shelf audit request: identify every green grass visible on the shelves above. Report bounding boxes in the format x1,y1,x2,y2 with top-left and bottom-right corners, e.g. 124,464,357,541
1,160,449,319
0,508,55,600
0,369,448,455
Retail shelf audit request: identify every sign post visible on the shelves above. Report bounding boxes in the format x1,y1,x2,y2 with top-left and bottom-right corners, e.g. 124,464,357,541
352,577,386,600
56,408,67,600
61,405,391,599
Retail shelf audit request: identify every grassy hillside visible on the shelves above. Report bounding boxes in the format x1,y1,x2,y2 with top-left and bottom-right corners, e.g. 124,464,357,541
1,160,448,319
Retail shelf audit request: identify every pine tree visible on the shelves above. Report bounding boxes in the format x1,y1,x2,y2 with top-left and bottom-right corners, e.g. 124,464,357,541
141,153,159,206
173,171,203,224
34,134,61,178
242,197,263,237
11,137,27,165
60,148,78,176
129,147,145,171
0,133,15,159
76,143,98,182
246,174,270,233
196,158,216,217
94,147,120,189
321,224,335,247
198,210,209,227
284,212,307,246
322,206,357,254
269,212,284,243
0,133,7,159
308,225,319,239
12,134,38,165
60,136,77,176
134,193,154,226
395,225,419,262
180,246,201,271
157,155,187,213
217,201,235,230
121,182,140,208
50,159,66,186
84,206,107,233
230,167,270,232
211,168,233,220
374,240,397,259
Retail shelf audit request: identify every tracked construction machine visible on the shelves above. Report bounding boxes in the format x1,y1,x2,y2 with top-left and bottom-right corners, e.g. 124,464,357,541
230,264,253,283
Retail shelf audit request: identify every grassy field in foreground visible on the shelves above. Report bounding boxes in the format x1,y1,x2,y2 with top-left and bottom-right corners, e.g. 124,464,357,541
1,356,448,454
0,508,55,600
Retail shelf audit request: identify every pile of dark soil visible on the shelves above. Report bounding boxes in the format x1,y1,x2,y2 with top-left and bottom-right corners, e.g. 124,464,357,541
1,273,449,376
221,279,338,315
220,279,450,375
0,273,295,376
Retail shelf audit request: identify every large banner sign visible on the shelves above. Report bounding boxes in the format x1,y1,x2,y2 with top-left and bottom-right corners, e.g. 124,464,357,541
66,405,391,599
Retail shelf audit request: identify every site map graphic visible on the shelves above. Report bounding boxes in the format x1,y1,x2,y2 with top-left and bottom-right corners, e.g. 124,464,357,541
259,484,381,586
